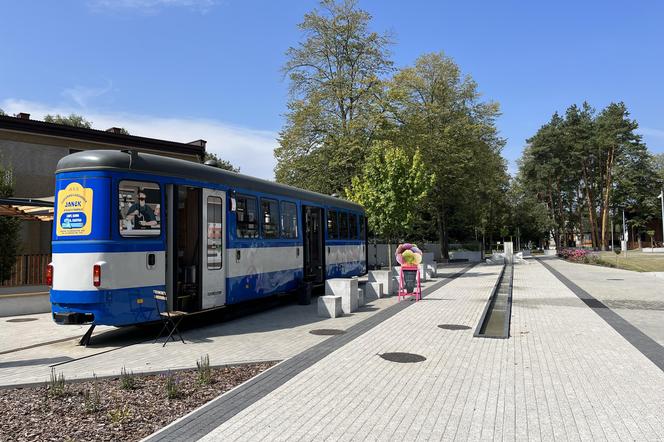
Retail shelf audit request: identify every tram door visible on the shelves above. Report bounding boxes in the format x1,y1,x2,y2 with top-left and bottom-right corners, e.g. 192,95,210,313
303,206,324,284
201,189,226,308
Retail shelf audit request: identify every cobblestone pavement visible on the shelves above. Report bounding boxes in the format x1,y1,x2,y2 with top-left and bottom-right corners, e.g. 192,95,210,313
0,265,468,388
158,260,664,441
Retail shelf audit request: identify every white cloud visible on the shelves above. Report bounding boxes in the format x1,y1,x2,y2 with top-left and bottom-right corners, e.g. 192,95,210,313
89,0,216,14
62,81,113,108
1,98,279,180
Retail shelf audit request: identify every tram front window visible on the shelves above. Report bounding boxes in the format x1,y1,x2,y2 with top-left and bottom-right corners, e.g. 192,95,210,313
119,180,161,237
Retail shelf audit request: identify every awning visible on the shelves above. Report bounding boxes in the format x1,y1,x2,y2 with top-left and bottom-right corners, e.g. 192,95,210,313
0,196,54,221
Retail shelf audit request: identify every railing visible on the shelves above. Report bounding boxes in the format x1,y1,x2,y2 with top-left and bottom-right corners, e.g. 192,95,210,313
0,254,51,286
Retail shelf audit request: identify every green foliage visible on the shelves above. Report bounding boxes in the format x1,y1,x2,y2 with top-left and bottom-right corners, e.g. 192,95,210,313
520,101,654,250
385,52,508,257
0,163,20,281
0,108,6,116
203,152,240,173
48,368,66,398
43,113,93,128
108,405,132,423
196,354,212,385
119,366,136,390
346,142,433,241
275,0,393,194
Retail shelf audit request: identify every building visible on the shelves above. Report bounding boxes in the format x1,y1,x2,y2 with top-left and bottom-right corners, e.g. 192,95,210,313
0,112,207,285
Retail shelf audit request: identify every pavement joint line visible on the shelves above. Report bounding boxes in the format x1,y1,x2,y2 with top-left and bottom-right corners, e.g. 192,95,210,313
142,263,478,442
537,257,664,372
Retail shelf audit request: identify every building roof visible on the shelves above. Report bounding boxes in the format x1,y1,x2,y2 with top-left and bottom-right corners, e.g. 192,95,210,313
0,114,205,158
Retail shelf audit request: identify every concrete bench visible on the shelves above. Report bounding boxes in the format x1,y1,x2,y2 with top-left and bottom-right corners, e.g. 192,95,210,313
368,270,395,296
325,277,359,314
317,295,343,318
361,281,383,301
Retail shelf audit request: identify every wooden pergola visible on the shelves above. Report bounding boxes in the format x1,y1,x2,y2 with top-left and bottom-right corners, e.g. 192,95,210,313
0,197,54,221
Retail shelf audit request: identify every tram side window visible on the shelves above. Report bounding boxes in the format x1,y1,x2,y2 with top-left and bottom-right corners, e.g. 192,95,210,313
207,196,223,270
349,213,359,240
339,212,349,239
236,194,259,239
281,201,298,239
261,198,280,239
327,210,339,240
360,214,366,240
119,180,161,237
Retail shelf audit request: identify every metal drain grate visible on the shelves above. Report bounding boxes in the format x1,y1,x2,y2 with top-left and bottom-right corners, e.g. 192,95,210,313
309,329,346,336
379,352,426,363
6,318,38,323
438,324,471,330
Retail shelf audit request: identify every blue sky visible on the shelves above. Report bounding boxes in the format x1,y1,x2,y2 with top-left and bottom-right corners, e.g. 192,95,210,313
1,0,663,179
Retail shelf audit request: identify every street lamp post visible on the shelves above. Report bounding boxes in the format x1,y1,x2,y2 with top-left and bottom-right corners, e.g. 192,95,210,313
622,209,627,257
658,190,664,249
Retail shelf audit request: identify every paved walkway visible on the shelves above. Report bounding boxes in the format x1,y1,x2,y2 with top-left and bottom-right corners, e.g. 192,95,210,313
0,265,469,387
148,259,664,441
541,257,664,346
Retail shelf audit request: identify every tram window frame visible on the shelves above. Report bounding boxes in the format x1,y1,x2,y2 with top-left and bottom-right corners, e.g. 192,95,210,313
236,194,259,239
359,214,366,240
339,212,349,239
349,213,359,240
206,195,223,270
327,210,339,240
260,198,280,239
118,180,162,238
280,201,298,239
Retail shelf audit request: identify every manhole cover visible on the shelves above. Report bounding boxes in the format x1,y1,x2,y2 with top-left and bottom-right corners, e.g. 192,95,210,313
438,324,471,330
379,352,426,363
6,318,38,323
309,329,346,336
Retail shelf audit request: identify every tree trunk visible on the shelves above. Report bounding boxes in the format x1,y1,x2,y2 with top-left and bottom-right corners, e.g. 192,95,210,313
599,147,614,251
438,203,449,260
581,165,599,248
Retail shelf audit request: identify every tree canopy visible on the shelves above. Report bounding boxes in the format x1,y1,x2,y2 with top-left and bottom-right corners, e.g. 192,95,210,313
275,0,393,194
518,102,657,249
44,113,93,128
203,152,240,173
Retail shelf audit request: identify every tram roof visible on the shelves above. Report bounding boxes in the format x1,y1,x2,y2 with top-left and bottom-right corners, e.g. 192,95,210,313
56,149,364,212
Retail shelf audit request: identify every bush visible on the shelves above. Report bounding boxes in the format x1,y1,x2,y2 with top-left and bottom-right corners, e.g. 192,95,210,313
558,248,601,263
164,371,181,399
120,366,136,390
48,368,66,398
196,354,212,385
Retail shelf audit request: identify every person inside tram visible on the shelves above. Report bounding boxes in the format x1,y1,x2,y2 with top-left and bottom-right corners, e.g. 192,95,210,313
124,190,157,229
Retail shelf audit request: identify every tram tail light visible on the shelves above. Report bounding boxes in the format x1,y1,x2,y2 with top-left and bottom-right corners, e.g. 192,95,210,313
46,264,53,286
93,264,101,287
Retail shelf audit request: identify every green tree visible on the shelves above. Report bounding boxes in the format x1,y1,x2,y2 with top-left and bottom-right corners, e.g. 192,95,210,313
0,109,6,116
44,113,93,128
203,152,240,173
275,0,393,194
346,142,433,267
385,52,507,258
0,166,21,281
519,102,655,250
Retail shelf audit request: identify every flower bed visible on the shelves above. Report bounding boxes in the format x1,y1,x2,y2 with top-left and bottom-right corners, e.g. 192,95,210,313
0,361,275,442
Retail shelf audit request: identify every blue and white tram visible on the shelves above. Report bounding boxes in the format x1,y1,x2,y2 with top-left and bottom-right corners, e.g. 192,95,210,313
49,150,367,327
